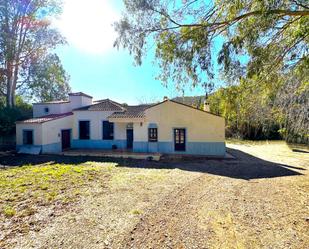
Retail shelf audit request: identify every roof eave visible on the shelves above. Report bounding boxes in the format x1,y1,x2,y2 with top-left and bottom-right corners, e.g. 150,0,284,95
108,117,145,123
16,113,73,125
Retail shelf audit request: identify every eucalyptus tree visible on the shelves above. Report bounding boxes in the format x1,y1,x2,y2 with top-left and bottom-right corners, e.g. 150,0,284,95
0,0,69,107
25,53,70,102
115,0,308,141
115,0,308,87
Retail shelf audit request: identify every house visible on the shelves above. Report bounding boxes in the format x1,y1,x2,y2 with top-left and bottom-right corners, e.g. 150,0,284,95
16,92,226,156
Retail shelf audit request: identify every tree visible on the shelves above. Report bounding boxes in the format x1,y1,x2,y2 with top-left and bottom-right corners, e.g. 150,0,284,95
275,60,309,142
115,0,308,142
24,53,70,102
0,95,32,135
208,79,281,140
115,1,308,87
0,0,68,107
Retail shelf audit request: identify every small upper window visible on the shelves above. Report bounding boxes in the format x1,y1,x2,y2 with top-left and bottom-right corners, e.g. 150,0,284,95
23,130,33,145
44,107,49,113
148,128,158,142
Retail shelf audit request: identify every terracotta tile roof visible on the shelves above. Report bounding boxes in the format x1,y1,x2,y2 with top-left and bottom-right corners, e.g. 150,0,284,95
74,99,125,111
16,112,73,124
33,100,70,105
108,105,152,119
149,99,223,117
69,92,93,98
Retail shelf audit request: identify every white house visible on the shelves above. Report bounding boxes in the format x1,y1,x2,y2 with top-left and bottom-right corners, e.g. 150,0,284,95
16,92,226,156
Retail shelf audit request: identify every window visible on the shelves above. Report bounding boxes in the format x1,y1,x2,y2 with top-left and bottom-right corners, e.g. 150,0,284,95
79,121,90,139
44,107,49,113
148,128,158,142
23,130,33,145
103,121,114,140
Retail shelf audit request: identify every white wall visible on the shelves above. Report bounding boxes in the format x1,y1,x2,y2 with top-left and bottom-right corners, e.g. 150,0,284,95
134,101,225,142
69,95,92,110
41,115,73,145
33,103,71,118
16,116,73,147
114,122,127,140
73,111,126,140
33,95,93,118
16,123,42,145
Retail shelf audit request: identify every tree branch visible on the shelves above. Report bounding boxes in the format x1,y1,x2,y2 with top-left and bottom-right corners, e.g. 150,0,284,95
178,9,309,29
144,9,309,35
291,0,309,10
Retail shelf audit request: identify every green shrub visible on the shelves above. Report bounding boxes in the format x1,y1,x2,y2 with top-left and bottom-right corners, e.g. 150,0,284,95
3,206,16,217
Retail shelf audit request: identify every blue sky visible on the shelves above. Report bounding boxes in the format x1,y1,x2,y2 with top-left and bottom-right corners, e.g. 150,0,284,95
54,0,221,104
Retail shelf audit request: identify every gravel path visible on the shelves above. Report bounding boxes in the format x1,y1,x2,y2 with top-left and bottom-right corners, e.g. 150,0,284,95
114,144,309,249
1,141,308,249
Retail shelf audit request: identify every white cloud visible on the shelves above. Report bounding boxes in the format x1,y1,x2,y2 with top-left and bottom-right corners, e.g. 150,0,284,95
54,0,119,54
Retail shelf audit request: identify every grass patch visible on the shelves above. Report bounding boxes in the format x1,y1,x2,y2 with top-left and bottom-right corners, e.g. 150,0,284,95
0,162,111,219
3,206,16,217
130,209,143,215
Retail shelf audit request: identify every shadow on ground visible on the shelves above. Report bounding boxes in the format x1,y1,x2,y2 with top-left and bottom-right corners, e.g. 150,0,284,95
0,148,304,180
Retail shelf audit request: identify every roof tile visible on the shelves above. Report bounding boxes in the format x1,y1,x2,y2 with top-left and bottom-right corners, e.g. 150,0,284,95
108,105,151,119
16,112,73,124
74,99,125,111
68,92,93,98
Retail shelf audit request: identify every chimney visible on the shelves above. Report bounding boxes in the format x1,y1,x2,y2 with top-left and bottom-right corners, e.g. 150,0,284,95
203,100,210,112
163,96,168,101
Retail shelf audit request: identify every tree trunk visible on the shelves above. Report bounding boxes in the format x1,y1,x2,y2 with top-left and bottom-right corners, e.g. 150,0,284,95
6,65,12,108
11,64,19,107
6,80,14,108
5,62,15,108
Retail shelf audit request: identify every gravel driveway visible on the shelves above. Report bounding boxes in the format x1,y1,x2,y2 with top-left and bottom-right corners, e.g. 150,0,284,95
0,141,308,249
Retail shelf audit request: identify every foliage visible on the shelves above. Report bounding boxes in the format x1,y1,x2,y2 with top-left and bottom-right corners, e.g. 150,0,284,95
209,81,281,140
275,60,309,143
3,206,16,217
0,0,69,107
115,0,308,88
115,0,309,142
26,53,71,102
208,67,308,142
0,96,32,135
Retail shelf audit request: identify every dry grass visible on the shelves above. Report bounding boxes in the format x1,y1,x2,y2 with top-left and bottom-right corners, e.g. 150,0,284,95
0,141,308,248
0,162,113,247
0,160,197,248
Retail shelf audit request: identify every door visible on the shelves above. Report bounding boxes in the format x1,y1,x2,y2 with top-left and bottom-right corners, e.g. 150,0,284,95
126,129,133,149
61,129,71,150
174,128,186,151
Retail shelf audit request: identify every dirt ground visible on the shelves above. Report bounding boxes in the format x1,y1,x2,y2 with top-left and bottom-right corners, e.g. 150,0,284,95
0,141,308,249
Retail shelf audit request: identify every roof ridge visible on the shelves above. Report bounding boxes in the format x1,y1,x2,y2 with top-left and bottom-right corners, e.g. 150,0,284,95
144,99,223,118
73,98,126,111
33,100,70,105
107,99,126,110
68,92,93,98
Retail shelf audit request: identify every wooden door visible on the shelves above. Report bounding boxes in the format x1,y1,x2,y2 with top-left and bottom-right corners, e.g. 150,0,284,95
61,130,71,150
174,128,186,151
126,129,133,149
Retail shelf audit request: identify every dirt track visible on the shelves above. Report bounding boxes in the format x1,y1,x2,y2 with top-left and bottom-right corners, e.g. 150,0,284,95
1,142,309,249
115,143,309,249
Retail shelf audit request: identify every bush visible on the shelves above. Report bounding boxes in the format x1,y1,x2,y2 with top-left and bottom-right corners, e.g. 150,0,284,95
0,96,32,136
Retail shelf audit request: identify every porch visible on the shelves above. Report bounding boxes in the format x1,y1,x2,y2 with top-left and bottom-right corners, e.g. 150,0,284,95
61,149,162,161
